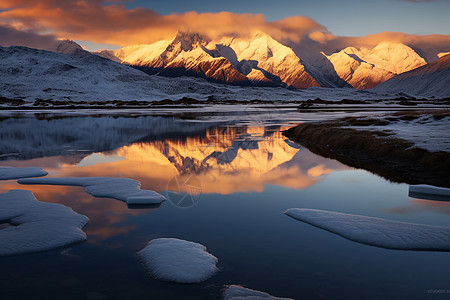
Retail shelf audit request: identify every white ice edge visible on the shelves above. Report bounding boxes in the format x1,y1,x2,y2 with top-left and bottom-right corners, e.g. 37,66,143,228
224,285,294,300
409,185,450,197
285,208,450,251
0,189,88,256
0,166,48,180
138,238,218,283
18,177,166,205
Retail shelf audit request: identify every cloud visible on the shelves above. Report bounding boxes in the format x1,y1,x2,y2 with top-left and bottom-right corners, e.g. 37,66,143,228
0,0,448,61
0,23,59,50
0,0,326,46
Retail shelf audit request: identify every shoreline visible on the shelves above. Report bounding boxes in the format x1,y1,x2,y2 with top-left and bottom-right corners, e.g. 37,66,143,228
283,110,450,188
1,96,449,111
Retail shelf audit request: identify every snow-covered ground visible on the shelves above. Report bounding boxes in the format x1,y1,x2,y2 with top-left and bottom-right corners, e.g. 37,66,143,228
138,238,218,283
348,112,450,152
18,177,166,205
0,189,88,256
285,208,450,251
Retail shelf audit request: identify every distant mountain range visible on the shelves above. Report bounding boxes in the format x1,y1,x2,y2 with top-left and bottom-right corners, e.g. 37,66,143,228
0,33,449,102
96,31,440,90
1,44,381,102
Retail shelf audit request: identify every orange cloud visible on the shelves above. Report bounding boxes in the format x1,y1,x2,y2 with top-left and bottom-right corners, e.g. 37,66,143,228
1,0,448,61
0,0,326,46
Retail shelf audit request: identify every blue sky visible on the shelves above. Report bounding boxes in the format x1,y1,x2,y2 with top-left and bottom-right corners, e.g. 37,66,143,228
127,0,450,36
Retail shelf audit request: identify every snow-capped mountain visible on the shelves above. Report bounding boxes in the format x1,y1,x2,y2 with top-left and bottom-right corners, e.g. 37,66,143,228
374,53,450,98
323,42,427,89
1,45,383,102
97,31,319,88
98,33,433,90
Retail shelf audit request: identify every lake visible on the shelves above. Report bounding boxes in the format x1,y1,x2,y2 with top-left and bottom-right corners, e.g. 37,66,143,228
0,106,449,300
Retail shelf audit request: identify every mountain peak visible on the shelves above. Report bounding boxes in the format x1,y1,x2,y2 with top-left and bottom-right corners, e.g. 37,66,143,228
53,39,86,55
252,31,271,39
173,31,208,52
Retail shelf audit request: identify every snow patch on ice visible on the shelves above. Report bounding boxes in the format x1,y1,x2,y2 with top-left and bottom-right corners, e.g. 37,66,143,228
0,189,88,256
409,185,450,197
224,285,294,300
409,185,450,201
0,166,48,180
18,177,166,205
138,238,218,283
285,208,450,251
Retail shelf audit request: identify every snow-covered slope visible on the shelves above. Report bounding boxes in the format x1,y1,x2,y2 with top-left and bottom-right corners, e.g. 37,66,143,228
324,42,427,89
374,53,450,98
216,32,319,88
113,41,171,65
0,45,168,101
98,31,319,88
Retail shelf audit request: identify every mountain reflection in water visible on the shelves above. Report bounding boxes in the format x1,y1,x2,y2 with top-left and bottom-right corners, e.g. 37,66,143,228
0,121,348,245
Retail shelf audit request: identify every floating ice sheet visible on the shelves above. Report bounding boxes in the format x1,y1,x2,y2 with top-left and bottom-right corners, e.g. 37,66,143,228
138,238,218,283
224,285,294,300
409,185,450,200
0,166,48,180
285,208,450,251
0,189,88,256
18,177,166,205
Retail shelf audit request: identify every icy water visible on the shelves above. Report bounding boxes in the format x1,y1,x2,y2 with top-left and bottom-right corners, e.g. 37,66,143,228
0,108,449,300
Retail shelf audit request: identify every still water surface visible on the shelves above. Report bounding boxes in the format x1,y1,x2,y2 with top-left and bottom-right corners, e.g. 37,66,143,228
0,109,449,300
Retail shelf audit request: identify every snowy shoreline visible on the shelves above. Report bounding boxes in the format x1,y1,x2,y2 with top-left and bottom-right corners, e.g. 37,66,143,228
284,109,450,188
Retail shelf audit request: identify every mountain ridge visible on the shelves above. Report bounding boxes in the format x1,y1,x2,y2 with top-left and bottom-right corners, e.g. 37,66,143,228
96,31,434,90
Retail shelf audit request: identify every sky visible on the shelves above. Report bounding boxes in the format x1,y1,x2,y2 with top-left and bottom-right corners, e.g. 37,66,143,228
0,0,449,54
128,0,450,36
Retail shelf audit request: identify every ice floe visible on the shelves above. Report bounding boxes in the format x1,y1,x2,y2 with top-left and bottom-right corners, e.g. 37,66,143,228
0,189,88,256
138,238,218,283
285,208,450,251
409,185,450,198
224,285,294,300
0,166,48,180
18,177,166,205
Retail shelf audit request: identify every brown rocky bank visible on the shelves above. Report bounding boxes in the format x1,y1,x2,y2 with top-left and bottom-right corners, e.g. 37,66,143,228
283,111,450,188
